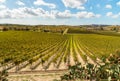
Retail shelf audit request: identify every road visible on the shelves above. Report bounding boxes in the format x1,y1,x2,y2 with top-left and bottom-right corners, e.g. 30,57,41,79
8,69,68,75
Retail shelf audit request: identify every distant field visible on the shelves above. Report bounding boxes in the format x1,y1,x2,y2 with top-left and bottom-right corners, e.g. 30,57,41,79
0,31,120,74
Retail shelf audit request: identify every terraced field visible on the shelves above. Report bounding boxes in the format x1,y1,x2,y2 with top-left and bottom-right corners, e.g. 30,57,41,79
0,31,120,80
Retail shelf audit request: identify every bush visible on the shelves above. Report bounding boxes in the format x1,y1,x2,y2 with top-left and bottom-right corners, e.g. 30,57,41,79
57,51,120,81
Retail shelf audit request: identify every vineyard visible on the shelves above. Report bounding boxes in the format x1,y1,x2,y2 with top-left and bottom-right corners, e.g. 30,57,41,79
0,31,120,81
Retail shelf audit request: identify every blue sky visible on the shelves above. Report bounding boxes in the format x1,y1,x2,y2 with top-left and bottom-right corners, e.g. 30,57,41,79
0,0,120,25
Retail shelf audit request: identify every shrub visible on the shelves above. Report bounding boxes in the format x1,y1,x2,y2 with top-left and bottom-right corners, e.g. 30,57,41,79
57,51,120,81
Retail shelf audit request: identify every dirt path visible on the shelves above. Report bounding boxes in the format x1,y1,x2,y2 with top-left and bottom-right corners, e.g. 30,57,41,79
8,69,68,75
8,72,63,81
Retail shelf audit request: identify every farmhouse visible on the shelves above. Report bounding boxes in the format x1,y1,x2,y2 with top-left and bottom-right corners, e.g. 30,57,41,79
0,26,4,31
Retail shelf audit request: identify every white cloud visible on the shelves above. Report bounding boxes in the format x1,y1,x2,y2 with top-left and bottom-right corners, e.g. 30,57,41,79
76,11,101,18
43,10,56,19
62,0,87,10
96,14,101,18
0,7,46,19
56,10,72,19
106,12,120,18
0,9,11,18
105,4,112,9
117,1,120,6
112,15,119,18
106,12,113,17
0,6,101,19
34,0,56,9
16,1,25,6
41,10,73,19
0,5,6,9
0,0,6,3
44,10,100,19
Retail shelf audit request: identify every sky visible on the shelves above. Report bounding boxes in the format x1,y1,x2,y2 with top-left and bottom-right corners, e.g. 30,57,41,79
0,0,120,25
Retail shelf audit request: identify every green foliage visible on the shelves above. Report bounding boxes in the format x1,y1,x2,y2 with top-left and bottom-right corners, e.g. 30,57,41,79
0,31,120,74
0,31,68,71
58,51,120,81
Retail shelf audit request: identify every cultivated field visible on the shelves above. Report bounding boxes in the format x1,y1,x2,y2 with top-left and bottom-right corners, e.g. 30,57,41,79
0,31,120,81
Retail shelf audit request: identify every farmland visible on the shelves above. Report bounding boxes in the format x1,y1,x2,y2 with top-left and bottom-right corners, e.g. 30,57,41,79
0,30,120,81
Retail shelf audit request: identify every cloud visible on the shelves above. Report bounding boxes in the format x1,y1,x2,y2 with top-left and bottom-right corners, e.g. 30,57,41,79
105,4,112,9
16,1,25,6
0,9,11,18
0,7,46,19
0,6,101,19
42,10,56,19
34,0,56,9
117,1,120,6
76,11,101,18
106,12,120,18
41,10,72,19
42,10,100,19
0,0,6,3
56,10,72,19
0,5,6,9
62,0,87,10
106,12,113,16
96,14,101,18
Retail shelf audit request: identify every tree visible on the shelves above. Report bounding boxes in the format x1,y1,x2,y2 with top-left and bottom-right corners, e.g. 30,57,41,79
113,27,119,32
100,27,104,30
